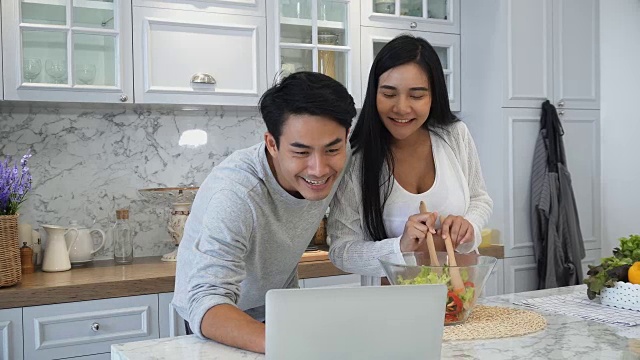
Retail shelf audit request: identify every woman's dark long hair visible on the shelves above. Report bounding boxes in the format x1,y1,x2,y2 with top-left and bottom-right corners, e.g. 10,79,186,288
350,34,459,241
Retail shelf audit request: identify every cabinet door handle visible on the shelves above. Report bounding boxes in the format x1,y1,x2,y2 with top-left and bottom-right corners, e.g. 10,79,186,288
191,73,216,85
557,100,565,107
119,94,128,102
409,22,418,29
91,322,100,332
558,110,565,116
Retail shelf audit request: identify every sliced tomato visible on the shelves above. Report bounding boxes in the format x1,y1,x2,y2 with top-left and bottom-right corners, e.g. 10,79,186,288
445,314,458,323
446,291,464,315
464,281,475,288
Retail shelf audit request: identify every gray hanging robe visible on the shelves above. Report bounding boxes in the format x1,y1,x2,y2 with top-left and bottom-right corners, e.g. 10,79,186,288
530,100,585,289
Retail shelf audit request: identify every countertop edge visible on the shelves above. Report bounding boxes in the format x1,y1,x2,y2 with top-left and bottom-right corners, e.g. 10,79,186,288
2,244,504,309
0,258,347,309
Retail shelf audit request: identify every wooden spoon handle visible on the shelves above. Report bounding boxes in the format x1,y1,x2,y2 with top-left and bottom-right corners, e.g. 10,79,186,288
419,201,440,267
441,215,465,293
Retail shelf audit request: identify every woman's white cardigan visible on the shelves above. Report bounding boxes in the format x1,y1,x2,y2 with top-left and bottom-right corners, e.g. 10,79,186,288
327,121,493,282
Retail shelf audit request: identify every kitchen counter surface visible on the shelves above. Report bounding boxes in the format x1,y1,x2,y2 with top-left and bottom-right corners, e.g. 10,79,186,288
111,285,639,360
1,245,503,310
0,250,346,309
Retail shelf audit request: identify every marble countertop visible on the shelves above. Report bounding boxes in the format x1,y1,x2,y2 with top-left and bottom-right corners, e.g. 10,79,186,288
111,285,640,360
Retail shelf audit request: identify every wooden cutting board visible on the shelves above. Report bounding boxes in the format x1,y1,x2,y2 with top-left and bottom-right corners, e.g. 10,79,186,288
299,250,330,263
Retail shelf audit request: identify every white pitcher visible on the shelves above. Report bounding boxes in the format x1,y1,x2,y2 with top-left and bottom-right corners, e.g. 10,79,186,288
42,224,79,272
65,220,106,264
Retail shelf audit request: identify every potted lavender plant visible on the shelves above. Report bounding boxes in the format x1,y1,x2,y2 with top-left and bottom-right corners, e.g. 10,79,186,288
0,150,32,287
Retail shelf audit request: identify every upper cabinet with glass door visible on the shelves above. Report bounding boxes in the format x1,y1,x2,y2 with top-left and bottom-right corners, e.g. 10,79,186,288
361,27,460,111
1,0,134,103
267,0,361,107
362,0,459,34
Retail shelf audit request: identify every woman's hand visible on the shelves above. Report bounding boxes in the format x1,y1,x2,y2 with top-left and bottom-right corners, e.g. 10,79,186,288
438,215,474,248
399,212,438,252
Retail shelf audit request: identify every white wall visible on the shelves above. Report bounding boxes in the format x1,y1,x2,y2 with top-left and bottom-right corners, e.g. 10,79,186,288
600,0,640,256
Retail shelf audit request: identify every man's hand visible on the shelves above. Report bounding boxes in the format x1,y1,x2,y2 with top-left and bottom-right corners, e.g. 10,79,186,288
201,304,266,353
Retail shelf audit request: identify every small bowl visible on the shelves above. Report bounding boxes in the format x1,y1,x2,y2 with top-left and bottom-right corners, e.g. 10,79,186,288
379,251,497,325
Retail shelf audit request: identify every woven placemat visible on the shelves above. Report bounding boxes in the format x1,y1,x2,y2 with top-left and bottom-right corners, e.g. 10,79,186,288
443,305,546,341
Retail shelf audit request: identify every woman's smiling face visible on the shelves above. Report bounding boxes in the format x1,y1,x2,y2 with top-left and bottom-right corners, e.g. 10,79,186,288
376,62,432,142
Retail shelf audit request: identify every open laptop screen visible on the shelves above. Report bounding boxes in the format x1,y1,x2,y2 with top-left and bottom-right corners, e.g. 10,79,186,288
266,284,447,360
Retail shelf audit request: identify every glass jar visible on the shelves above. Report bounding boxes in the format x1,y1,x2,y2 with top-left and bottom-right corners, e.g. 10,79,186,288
318,32,338,79
113,209,133,264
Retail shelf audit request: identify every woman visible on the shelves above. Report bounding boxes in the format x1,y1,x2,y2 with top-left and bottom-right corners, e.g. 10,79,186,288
327,35,492,284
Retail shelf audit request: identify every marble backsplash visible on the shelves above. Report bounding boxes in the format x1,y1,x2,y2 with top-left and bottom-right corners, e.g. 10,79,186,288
0,103,266,260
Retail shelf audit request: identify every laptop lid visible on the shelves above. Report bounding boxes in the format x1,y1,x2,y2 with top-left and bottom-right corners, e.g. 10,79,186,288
265,284,447,360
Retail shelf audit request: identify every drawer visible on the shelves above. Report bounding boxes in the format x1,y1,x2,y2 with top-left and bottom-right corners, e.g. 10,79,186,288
23,295,159,360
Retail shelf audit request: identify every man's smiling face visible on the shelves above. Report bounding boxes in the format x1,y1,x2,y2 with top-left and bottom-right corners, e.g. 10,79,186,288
265,114,349,201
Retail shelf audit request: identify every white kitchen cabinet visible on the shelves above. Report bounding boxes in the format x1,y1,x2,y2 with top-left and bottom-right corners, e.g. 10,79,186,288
501,0,554,109
132,6,267,105
360,26,460,111
559,109,601,250
132,0,265,17
267,0,361,107
300,274,361,288
462,0,598,110
482,259,504,297
22,294,159,360
361,0,459,35
552,0,599,110
504,256,538,294
463,1,602,264
479,107,600,259
66,354,111,360
1,0,134,103
0,308,22,360
159,292,187,338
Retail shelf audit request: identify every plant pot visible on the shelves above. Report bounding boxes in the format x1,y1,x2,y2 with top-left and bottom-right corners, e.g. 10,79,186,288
0,214,22,287
600,281,640,311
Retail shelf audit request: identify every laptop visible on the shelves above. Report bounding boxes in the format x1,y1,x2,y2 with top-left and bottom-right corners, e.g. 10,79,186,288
265,284,447,360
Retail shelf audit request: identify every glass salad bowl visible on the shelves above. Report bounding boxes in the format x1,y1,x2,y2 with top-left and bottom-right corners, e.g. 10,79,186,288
379,251,497,325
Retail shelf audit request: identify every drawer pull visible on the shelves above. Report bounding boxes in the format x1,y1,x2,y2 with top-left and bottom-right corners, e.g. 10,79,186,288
191,73,216,85
91,322,100,332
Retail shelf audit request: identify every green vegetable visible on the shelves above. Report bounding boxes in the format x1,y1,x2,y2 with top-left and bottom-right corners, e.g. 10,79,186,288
459,286,475,309
613,234,640,261
397,266,477,322
397,267,450,285
584,234,639,299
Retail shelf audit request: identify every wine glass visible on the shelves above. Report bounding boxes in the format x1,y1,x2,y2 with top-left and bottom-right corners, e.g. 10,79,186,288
23,58,42,83
24,58,42,83
45,59,67,84
76,64,96,85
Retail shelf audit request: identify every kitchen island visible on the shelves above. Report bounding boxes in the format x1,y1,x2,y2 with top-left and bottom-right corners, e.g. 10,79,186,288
111,285,640,359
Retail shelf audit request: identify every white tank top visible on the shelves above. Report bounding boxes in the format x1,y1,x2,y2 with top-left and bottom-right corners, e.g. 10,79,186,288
383,134,466,238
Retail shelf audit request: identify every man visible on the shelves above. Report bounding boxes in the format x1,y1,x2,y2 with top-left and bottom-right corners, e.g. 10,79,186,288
172,72,356,353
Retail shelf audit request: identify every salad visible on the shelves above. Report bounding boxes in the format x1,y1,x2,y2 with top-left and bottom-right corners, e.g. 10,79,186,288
397,266,476,324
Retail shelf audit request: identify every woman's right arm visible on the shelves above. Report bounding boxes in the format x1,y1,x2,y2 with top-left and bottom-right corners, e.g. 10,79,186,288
327,173,400,277
327,170,437,277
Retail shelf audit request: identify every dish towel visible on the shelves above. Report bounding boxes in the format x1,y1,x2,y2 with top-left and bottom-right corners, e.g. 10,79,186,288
514,293,640,326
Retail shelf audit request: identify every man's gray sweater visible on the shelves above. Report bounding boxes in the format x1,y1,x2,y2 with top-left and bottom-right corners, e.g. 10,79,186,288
172,142,338,338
